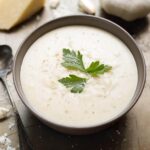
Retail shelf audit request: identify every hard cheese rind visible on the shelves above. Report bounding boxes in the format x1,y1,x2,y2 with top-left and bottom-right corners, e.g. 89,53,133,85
0,0,45,30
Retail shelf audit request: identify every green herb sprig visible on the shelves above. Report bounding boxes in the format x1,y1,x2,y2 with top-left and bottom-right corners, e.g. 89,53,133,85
59,48,112,93
86,61,112,77
61,48,85,72
59,74,87,93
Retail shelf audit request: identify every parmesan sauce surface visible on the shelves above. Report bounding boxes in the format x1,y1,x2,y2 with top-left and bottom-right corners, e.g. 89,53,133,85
21,26,138,127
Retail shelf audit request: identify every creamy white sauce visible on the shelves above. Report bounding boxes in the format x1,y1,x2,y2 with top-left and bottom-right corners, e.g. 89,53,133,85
21,26,138,127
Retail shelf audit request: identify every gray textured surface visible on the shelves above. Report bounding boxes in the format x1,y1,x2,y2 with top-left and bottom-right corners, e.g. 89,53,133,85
0,0,150,149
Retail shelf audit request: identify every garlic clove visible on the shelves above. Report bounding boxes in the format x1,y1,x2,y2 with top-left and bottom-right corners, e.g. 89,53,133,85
79,0,96,15
0,107,10,120
50,0,60,9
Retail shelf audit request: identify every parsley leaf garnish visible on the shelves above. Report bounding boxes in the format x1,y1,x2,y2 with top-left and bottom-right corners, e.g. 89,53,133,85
61,48,112,77
86,61,112,77
58,74,87,93
59,48,112,93
61,48,85,72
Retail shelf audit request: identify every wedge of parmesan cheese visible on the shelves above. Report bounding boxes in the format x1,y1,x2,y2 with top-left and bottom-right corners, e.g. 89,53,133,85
0,0,45,30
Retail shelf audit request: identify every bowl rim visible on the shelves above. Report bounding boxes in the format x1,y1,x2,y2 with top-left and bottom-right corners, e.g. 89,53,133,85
13,15,146,130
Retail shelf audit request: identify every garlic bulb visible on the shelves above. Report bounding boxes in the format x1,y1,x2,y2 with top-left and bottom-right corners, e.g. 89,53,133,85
101,0,150,21
50,0,60,9
0,107,10,120
79,0,96,15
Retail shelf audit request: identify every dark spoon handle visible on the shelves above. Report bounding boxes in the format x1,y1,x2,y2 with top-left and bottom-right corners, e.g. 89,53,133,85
1,76,34,150
1,76,16,111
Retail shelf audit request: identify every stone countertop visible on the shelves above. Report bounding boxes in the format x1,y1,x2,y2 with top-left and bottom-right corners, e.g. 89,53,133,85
0,0,150,149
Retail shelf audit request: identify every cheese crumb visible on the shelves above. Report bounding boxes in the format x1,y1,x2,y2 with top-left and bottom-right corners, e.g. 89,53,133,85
0,133,16,150
0,107,10,120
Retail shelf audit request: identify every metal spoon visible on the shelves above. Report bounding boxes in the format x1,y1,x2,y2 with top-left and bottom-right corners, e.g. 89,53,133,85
0,45,33,149
0,45,14,106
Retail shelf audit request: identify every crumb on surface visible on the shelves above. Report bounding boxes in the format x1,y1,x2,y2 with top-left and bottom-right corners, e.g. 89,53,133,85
0,133,16,150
